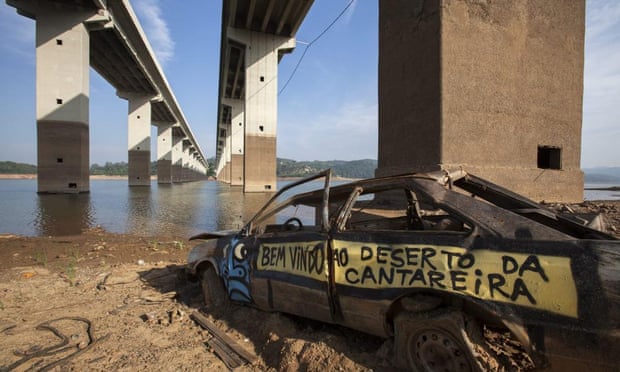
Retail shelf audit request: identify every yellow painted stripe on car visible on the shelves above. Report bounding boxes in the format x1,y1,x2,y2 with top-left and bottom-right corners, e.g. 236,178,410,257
257,241,328,282
332,240,578,318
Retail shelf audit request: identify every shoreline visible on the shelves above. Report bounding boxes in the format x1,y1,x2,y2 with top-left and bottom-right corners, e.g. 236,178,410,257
0,174,358,182
0,174,146,180
2,174,618,190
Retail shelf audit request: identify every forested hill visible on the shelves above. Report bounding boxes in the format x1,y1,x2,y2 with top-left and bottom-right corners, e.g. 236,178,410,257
0,159,378,179
0,161,36,174
277,158,377,178
3,160,620,183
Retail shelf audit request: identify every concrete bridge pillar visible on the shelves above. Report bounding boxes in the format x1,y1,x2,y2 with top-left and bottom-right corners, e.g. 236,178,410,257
34,4,93,193
223,98,245,186
156,124,172,184
215,156,226,181
377,0,585,202
181,140,192,182
217,121,232,184
224,121,232,184
171,131,184,182
228,28,295,192
126,94,153,186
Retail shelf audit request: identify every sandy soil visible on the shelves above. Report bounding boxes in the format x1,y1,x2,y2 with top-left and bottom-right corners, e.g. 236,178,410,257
0,228,395,371
0,201,618,371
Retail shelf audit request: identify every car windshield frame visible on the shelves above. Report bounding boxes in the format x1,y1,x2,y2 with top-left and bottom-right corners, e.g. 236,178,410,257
241,169,332,236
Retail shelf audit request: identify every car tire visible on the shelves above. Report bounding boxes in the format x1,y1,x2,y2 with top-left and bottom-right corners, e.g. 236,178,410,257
394,307,496,372
200,265,228,311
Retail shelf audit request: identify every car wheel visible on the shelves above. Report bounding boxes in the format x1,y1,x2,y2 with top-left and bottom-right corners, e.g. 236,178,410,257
394,308,494,372
201,265,228,311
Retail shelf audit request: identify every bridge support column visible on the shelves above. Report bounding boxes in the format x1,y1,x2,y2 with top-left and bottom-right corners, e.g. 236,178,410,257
156,125,172,184
181,140,192,182
215,156,226,181
171,132,184,182
126,94,152,186
224,99,245,186
35,5,92,193
229,29,295,192
377,0,585,202
224,122,232,184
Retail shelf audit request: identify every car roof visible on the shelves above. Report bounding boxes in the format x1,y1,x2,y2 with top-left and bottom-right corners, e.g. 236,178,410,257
286,170,616,241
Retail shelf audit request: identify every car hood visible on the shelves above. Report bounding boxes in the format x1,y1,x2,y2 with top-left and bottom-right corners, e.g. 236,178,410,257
189,229,238,241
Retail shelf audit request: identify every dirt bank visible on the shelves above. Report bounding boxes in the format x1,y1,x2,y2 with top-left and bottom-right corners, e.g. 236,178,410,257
1,201,618,371
0,228,395,371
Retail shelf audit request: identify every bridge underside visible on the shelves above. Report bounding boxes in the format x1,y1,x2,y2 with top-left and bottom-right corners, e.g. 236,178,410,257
8,0,207,193
215,0,313,192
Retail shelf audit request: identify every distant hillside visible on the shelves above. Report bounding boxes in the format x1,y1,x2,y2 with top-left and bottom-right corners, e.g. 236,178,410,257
6,160,616,184
0,161,36,174
277,158,377,178
90,162,158,176
583,167,620,184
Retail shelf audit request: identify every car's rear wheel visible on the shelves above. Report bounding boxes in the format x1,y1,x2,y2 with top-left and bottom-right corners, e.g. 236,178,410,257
200,265,228,311
394,308,494,372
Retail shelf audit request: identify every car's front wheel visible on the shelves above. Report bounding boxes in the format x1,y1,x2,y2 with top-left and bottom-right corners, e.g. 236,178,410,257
394,308,494,372
200,265,228,311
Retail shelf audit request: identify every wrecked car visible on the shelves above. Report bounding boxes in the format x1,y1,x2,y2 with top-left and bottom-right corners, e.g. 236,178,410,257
187,169,619,371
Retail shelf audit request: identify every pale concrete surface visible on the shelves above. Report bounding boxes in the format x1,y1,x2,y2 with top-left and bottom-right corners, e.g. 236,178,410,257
35,4,92,193
127,94,152,186
157,125,172,184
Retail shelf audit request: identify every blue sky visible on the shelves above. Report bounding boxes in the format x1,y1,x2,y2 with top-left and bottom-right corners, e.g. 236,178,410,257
0,0,618,168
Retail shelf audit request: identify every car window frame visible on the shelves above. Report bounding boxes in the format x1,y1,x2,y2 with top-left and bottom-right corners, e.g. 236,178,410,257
333,181,477,237
241,169,332,236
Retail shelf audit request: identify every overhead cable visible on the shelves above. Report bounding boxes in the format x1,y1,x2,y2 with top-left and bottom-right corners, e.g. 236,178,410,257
279,0,356,95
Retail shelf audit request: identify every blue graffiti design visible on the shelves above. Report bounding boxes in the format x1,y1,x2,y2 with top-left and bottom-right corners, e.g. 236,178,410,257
220,240,252,303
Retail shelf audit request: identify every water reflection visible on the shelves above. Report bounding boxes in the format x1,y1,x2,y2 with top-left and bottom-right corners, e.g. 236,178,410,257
214,184,272,231
3,178,614,238
35,193,93,236
125,186,154,235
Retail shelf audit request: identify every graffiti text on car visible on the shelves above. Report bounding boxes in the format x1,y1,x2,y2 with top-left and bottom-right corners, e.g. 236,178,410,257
333,241,578,317
258,241,326,281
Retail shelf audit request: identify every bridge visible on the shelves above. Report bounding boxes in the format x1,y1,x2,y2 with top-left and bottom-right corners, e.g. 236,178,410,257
214,0,313,192
8,0,587,202
214,0,586,202
7,0,208,193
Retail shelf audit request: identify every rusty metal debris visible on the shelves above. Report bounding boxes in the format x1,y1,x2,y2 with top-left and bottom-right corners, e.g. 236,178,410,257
190,311,256,369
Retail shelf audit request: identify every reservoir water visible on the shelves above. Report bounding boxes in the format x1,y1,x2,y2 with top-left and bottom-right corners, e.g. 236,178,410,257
0,179,274,237
0,179,618,237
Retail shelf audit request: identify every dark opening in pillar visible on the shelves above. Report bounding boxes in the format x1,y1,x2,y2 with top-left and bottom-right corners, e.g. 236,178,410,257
56,39,62,45
537,146,562,170
264,185,271,190
68,183,77,188
57,158,63,163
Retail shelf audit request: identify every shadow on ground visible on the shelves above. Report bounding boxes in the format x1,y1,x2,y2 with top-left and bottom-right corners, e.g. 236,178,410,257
139,264,399,371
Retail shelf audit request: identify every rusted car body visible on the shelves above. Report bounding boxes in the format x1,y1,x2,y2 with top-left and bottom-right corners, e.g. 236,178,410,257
187,169,619,371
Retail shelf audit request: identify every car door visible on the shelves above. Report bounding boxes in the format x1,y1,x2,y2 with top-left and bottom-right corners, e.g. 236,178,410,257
251,228,333,323
220,172,336,324
327,185,477,336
